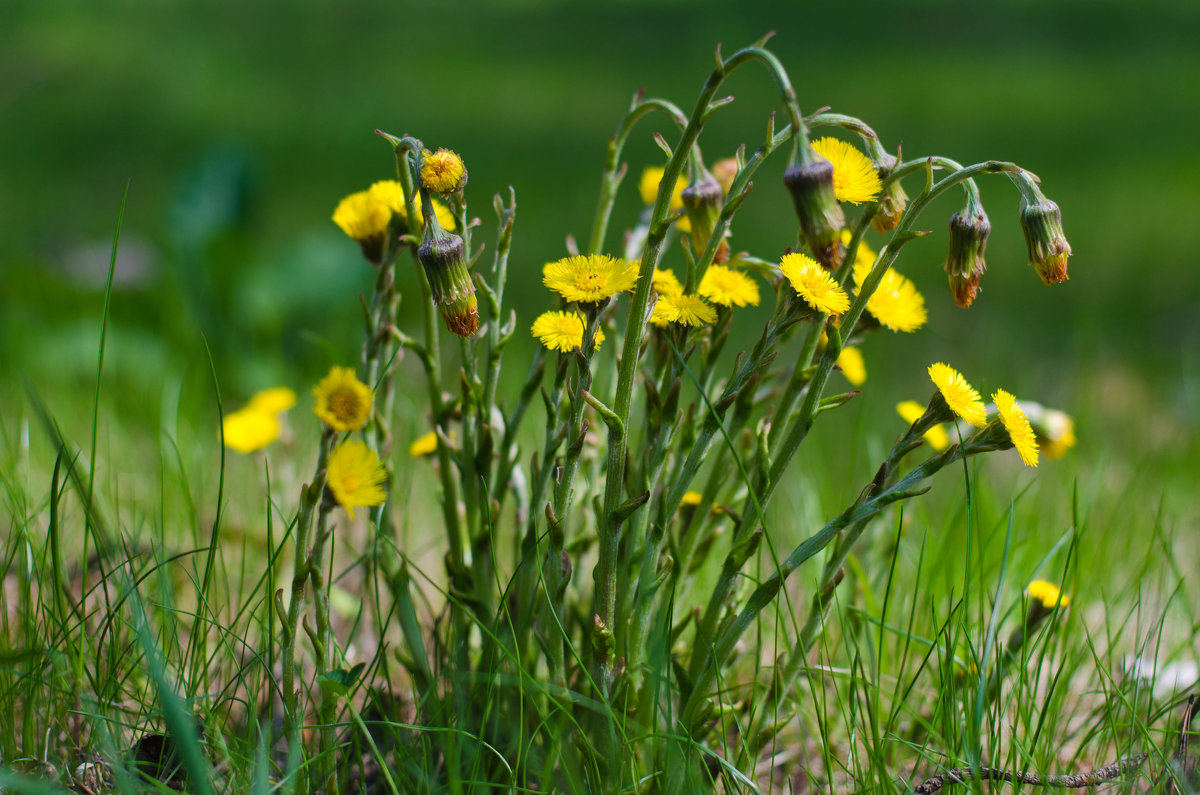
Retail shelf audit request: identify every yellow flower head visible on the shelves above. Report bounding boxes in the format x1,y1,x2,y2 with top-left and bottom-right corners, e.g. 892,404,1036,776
1037,408,1076,460
531,310,606,352
1027,580,1070,609
650,293,717,327
326,440,387,519
247,387,297,415
222,408,281,454
811,137,882,205
409,431,438,458
368,181,456,231
854,261,927,333
680,491,703,507
841,229,878,270
992,389,1039,467
638,166,687,209
543,255,638,304
928,363,986,426
652,268,683,296
332,191,391,264
780,252,850,315
421,148,468,193
699,265,760,308
896,400,949,451
313,366,373,433
836,346,867,387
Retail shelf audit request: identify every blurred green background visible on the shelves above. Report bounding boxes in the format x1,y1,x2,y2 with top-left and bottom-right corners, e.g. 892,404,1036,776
2,0,1197,501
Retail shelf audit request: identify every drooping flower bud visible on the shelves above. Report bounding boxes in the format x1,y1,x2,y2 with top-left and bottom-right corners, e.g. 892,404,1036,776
945,194,991,308
417,232,478,337
681,174,729,263
869,147,908,233
1020,193,1071,285
783,149,846,269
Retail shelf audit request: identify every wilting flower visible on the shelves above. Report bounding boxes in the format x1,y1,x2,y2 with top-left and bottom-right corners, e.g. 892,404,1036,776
332,191,391,264
992,389,1039,467
811,137,882,205
836,346,867,387
928,363,986,426
698,265,759,307
408,431,438,458
313,366,373,433
543,255,638,304
325,440,387,519
780,252,850,315
854,262,927,333
531,310,606,352
421,148,468,193
1027,580,1070,609
650,293,717,327
896,400,949,451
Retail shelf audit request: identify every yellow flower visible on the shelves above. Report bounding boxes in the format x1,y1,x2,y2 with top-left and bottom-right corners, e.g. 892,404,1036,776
698,265,759,308
638,166,691,232
543,255,638,304
780,252,850,315
928,363,986,426
368,181,456,231
531,310,606,352
841,229,877,270
222,408,280,454
853,262,927,333
421,148,467,193
332,191,391,264
313,366,373,433
992,389,1039,468
247,387,297,415
1037,409,1076,460
326,440,387,519
811,137,882,205
680,491,703,507
896,400,949,451
652,268,683,296
1027,580,1070,609
408,431,438,458
836,346,867,387
650,293,717,327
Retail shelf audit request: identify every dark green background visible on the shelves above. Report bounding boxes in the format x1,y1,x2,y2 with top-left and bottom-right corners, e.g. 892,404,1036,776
3,0,1197,443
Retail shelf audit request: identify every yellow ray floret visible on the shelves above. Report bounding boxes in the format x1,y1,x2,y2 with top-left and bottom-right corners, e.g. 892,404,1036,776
896,400,949,451
543,255,638,304
650,293,717,327
1027,579,1070,608
326,440,387,519
993,389,1039,467
313,366,373,433
531,310,606,352
699,265,759,307
811,137,882,205
928,363,986,426
780,252,850,315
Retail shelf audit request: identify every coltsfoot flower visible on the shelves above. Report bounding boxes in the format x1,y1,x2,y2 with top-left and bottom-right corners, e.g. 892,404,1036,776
531,310,606,352
332,190,391,265
325,439,387,519
650,293,717,327
680,491,703,507
836,346,866,386
854,262,927,333
543,255,638,304
222,408,281,454
811,137,882,205
651,268,683,296
639,165,690,232
368,181,456,232
928,363,986,426
408,431,438,458
780,252,850,315
247,387,297,415
698,265,759,308
313,366,373,432
421,148,468,193
896,400,949,451
993,389,1039,467
1027,580,1070,609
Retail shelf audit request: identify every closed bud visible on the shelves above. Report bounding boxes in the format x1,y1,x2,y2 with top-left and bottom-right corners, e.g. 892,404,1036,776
417,233,479,337
1020,195,1071,285
681,175,729,263
870,148,908,233
783,156,845,269
945,198,991,308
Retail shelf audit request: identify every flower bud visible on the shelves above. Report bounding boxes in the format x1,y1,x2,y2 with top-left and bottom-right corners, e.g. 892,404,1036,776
681,175,729,263
870,150,908,233
417,233,478,337
421,148,468,194
1020,195,1071,285
783,156,845,269
945,199,991,308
